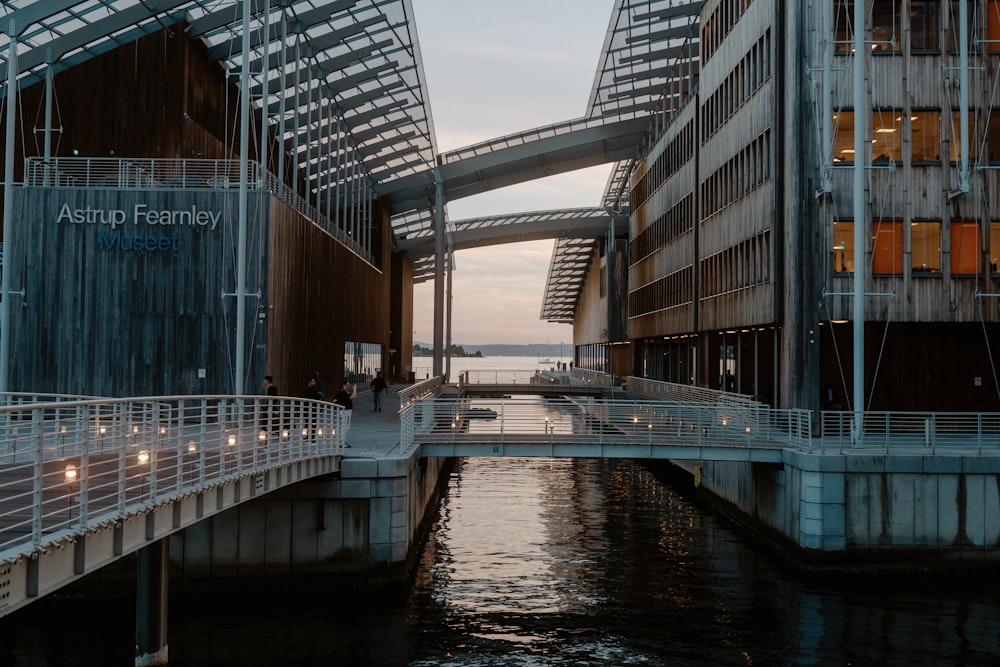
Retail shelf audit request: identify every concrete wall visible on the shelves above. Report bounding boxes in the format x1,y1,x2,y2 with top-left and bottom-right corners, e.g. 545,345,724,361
169,452,451,585
694,452,1000,570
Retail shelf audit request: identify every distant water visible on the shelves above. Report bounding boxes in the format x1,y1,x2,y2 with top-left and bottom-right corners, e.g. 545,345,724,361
412,355,567,380
4,457,1000,665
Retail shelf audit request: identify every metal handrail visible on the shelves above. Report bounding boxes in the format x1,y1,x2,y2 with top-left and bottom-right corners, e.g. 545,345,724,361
0,394,345,559
399,396,812,453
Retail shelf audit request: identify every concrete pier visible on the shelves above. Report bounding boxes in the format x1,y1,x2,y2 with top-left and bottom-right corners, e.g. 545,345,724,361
169,387,449,585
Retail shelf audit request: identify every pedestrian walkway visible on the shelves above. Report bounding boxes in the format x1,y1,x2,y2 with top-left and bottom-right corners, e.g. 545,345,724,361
343,383,405,458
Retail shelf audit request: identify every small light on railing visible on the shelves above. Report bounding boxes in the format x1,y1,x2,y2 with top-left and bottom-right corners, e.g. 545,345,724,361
302,428,309,437
60,426,68,434
64,464,77,483
187,441,197,453
137,450,150,465
159,426,167,435
282,429,290,439
259,430,267,441
227,434,237,447
317,428,324,436
98,426,107,436
745,426,751,433
721,418,728,427
633,416,638,424
132,425,140,434
648,423,652,430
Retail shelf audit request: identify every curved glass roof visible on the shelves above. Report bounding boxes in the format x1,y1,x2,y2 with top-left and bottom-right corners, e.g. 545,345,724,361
1,0,438,227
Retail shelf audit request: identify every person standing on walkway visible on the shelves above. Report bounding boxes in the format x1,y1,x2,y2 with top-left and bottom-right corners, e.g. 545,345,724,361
332,379,357,441
262,375,279,431
371,371,387,412
303,377,323,439
312,371,325,398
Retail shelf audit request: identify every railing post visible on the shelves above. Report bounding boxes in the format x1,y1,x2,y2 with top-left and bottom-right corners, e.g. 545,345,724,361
31,407,43,549
80,404,90,527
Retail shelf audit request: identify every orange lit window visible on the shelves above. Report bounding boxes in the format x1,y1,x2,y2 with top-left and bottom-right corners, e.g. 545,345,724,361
949,111,978,161
951,221,980,275
872,110,901,163
991,221,1000,272
989,1,1000,52
911,221,941,273
911,110,940,162
872,220,903,274
833,220,855,272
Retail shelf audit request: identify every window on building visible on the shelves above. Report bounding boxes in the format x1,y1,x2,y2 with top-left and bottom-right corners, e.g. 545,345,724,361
833,220,854,272
911,110,941,162
951,220,981,275
911,221,941,273
991,221,1000,272
872,220,903,274
872,110,902,163
947,1,978,52
989,1,1000,52
913,0,942,51
871,0,902,52
834,0,853,52
833,111,855,163
949,111,978,162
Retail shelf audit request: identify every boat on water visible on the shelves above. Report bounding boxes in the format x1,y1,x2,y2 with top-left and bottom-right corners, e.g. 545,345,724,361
538,358,556,365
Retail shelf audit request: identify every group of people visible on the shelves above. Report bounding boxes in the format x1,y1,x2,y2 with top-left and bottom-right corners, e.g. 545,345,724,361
261,370,389,443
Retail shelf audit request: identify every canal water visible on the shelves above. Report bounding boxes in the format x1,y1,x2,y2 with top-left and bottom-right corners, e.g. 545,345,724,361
3,456,1000,666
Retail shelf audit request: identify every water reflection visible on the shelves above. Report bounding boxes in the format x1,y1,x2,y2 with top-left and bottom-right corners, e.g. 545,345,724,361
3,457,1000,666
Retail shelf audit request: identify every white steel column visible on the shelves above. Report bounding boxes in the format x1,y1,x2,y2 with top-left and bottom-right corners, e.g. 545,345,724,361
258,0,269,180
432,168,444,377
235,0,252,395
303,59,313,209
852,0,866,424
0,20,17,394
820,0,833,193
957,0,970,193
276,8,287,192
43,50,53,186
291,34,301,194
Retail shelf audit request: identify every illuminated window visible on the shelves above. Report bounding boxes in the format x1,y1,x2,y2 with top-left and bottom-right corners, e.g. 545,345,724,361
951,221,981,275
911,111,941,162
990,221,1000,273
990,1,1000,52
911,221,941,273
833,220,854,273
833,111,856,163
949,111,978,162
872,110,902,163
872,220,903,274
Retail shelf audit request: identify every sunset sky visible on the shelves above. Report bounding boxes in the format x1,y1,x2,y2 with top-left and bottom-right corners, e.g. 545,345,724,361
409,0,615,346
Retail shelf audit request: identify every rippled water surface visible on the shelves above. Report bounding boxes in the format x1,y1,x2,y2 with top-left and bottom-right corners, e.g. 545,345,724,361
3,457,1000,666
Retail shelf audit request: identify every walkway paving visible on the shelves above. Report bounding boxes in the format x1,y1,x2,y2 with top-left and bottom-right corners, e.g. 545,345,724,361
343,384,404,458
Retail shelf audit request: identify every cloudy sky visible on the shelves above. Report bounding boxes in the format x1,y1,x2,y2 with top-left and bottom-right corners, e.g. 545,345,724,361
408,0,615,346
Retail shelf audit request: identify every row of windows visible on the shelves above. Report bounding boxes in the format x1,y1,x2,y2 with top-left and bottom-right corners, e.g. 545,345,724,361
631,120,695,209
834,0,998,54
701,130,771,219
832,110,984,163
832,220,1000,274
628,266,694,317
700,230,772,298
701,29,771,142
630,194,695,265
702,0,755,63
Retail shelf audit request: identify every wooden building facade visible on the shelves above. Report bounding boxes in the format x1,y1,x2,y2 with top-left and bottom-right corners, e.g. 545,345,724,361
1,26,413,398
608,0,1000,412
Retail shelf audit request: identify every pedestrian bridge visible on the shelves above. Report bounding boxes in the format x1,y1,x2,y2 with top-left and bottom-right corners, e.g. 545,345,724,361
4,379,1000,620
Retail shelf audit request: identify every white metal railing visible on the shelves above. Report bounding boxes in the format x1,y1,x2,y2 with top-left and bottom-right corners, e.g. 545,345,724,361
819,411,1000,454
400,396,812,452
458,369,545,385
0,395,345,558
627,376,762,408
571,368,613,388
24,157,262,189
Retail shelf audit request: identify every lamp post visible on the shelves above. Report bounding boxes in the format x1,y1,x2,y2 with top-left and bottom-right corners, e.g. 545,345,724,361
560,342,564,366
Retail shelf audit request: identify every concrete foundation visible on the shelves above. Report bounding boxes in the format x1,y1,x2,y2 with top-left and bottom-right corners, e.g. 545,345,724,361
169,451,451,586
678,451,1000,571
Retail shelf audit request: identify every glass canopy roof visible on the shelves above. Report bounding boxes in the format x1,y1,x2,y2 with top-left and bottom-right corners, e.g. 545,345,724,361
1,0,438,231
2,0,703,325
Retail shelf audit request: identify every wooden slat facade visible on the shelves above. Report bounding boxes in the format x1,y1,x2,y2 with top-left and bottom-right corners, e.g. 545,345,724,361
1,25,412,398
